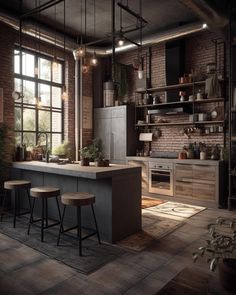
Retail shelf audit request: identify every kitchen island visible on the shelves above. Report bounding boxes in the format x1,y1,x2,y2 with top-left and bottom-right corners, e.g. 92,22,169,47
12,161,141,243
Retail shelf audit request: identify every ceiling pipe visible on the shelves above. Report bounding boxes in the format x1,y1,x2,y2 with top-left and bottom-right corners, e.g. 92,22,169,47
179,0,228,29
0,11,208,56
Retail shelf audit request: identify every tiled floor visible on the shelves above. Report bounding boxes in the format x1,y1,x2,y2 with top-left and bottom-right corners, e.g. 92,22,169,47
0,205,235,294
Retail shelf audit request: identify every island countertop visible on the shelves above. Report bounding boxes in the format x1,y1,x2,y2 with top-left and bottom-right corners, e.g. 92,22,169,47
12,161,141,180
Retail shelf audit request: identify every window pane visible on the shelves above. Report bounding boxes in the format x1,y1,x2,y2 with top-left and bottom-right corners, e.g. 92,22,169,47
23,133,36,147
23,80,36,104
39,84,50,106
52,87,62,108
14,78,21,92
39,110,50,132
14,50,20,74
52,134,62,149
15,132,21,145
22,52,35,77
39,57,51,81
14,107,21,130
52,112,62,132
52,62,62,83
23,108,36,131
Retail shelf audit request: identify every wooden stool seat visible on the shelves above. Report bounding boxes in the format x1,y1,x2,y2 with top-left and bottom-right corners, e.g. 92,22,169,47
4,180,31,190
61,192,95,207
30,186,60,198
2,180,31,228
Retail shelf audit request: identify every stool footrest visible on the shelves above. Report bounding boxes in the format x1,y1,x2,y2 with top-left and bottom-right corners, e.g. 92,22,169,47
82,231,98,241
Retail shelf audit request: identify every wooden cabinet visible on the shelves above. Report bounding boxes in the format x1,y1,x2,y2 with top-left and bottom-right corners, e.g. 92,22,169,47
94,106,137,164
174,162,220,203
127,158,149,193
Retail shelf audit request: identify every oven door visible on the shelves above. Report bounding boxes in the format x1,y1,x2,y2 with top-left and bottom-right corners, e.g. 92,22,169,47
149,168,173,196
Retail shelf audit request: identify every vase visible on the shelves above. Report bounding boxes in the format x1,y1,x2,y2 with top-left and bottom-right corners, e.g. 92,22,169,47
219,258,236,292
80,158,90,166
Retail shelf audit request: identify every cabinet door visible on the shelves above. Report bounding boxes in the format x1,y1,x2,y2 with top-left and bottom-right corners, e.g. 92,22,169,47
111,110,126,162
193,165,216,182
192,165,216,200
175,164,193,181
175,181,192,198
94,110,111,160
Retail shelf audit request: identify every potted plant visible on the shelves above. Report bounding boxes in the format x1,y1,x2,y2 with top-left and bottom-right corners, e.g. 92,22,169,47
193,217,236,291
79,146,91,166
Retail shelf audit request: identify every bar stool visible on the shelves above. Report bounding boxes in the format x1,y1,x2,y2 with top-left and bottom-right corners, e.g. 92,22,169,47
1,180,31,228
57,192,101,256
27,186,62,242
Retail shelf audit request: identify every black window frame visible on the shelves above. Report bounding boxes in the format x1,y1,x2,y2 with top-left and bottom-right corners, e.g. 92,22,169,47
14,46,64,151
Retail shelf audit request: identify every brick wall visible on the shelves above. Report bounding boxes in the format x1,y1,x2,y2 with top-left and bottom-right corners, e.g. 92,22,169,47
116,29,225,155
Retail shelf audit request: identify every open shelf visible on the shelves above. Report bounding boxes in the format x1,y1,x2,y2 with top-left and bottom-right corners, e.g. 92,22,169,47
135,97,224,109
135,120,224,127
135,80,206,93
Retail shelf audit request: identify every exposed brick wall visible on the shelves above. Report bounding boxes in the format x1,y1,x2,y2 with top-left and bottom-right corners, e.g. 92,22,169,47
115,29,225,155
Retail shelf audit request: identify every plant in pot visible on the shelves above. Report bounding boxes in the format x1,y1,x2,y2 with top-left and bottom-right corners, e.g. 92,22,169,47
79,146,91,166
193,217,236,292
52,141,72,160
90,139,104,167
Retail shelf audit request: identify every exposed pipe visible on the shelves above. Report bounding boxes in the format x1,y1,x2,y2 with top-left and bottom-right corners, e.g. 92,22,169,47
179,0,228,29
0,11,208,56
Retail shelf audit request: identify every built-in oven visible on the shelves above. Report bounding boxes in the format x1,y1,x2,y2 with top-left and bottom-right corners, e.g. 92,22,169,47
148,161,173,196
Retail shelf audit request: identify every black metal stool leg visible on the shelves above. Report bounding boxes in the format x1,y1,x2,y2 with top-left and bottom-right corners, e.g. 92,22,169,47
0,189,7,222
27,198,35,235
57,205,66,246
13,189,17,228
55,196,63,230
77,206,82,256
91,204,101,244
41,198,45,242
27,189,33,223
45,198,48,227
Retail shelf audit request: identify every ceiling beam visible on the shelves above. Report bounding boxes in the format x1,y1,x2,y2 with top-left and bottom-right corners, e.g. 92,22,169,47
179,0,228,29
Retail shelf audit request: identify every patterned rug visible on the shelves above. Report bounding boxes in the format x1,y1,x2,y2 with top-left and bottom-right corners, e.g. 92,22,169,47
141,196,166,209
0,216,125,274
117,201,206,251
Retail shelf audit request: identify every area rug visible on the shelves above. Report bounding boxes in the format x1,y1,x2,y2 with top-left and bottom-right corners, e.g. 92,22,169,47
147,201,206,219
117,201,206,252
142,196,166,209
0,217,125,275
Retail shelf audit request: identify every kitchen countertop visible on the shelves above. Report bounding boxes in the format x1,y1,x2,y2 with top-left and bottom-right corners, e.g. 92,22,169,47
126,156,222,165
12,161,141,180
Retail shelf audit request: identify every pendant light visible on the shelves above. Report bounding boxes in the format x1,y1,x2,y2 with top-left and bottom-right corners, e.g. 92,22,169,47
90,0,98,66
52,3,58,71
73,0,86,60
137,0,144,80
117,2,124,47
62,0,68,100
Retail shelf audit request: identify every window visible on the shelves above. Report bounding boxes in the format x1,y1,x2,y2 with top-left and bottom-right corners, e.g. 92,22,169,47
14,48,64,150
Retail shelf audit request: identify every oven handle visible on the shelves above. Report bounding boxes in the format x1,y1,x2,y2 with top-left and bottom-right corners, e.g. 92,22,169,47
150,169,172,174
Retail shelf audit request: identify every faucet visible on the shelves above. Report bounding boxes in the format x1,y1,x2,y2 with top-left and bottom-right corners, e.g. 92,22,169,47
37,132,49,163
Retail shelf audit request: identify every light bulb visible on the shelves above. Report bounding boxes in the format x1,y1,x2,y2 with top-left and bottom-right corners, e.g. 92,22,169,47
138,69,144,80
90,53,98,66
62,86,68,100
202,23,208,29
73,46,86,60
118,38,124,47
82,63,89,74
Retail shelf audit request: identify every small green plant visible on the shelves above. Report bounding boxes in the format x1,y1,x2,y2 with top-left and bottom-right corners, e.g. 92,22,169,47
79,139,104,161
52,141,72,158
193,217,236,271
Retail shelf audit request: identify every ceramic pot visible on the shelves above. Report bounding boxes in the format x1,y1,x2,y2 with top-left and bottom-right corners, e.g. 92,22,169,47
219,258,236,292
80,158,90,166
